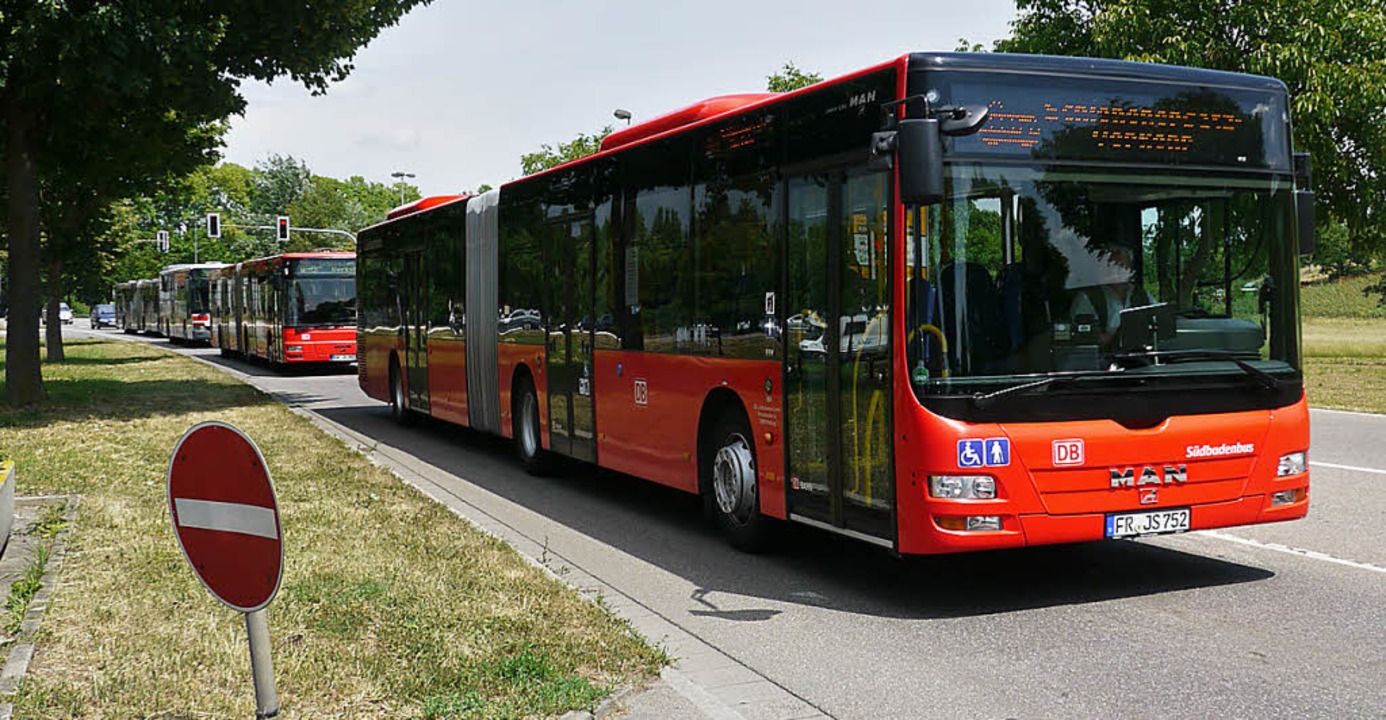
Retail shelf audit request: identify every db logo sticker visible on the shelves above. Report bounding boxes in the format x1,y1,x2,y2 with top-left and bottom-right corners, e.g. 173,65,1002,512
1053,439,1084,466
633,379,648,406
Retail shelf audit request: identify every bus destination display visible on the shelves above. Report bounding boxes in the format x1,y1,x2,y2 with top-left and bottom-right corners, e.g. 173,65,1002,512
294,259,355,276
943,76,1289,170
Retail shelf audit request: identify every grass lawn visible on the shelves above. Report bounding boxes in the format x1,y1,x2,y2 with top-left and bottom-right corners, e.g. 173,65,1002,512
0,338,662,718
1302,317,1386,415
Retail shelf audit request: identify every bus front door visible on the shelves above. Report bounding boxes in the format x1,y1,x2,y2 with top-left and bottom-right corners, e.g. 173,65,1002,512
403,250,430,412
784,170,895,546
542,216,597,463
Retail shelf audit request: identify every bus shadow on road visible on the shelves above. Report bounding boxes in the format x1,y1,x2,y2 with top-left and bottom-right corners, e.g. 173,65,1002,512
314,405,1276,621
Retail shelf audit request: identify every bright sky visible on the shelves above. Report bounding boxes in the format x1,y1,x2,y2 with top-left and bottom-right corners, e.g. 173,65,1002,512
223,1,1018,197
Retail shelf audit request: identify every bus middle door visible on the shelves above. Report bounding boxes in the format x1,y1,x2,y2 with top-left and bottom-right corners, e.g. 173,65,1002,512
403,249,430,412
541,215,596,463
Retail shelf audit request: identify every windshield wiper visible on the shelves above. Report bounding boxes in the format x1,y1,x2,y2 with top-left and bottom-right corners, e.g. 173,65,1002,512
969,371,1116,409
1112,349,1280,390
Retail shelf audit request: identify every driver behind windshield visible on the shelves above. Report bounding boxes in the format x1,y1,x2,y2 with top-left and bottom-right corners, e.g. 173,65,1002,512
1069,244,1151,347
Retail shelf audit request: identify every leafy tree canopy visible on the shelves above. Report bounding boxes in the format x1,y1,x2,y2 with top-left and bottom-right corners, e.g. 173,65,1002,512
996,0,1386,262
520,126,614,176
766,62,823,92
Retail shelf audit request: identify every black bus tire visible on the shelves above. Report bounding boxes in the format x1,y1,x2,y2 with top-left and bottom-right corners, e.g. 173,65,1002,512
512,377,553,476
389,358,418,427
701,410,771,553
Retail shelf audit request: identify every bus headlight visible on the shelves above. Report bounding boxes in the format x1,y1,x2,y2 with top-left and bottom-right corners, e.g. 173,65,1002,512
286,345,303,353
929,475,996,499
1277,452,1306,476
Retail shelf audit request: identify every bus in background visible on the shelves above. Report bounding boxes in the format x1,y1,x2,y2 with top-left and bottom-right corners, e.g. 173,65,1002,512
114,281,137,331
358,52,1312,555
158,263,226,344
126,278,162,335
209,263,243,357
233,252,357,366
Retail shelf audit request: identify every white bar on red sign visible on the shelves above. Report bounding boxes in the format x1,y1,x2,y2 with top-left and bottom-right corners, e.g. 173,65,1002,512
174,499,280,540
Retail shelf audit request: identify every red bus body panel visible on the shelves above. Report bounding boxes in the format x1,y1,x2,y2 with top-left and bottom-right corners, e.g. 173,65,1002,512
282,326,356,364
891,396,1310,555
358,333,401,402
593,351,786,516
426,337,469,426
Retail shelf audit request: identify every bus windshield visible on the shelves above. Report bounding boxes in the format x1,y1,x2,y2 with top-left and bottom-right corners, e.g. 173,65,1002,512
289,278,356,326
906,165,1301,402
188,273,211,314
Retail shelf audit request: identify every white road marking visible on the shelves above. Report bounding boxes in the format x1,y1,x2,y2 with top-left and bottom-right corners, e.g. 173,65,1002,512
1309,407,1386,419
1310,461,1386,476
173,499,279,540
1198,530,1386,575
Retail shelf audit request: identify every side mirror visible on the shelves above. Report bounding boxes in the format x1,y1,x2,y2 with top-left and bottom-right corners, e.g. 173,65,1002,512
897,118,944,206
1296,190,1315,257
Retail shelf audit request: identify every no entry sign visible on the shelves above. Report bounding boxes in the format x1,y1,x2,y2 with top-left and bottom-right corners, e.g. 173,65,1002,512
167,421,283,612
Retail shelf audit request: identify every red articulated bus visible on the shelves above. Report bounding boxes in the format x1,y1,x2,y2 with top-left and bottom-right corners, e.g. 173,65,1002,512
358,52,1313,554
210,252,357,366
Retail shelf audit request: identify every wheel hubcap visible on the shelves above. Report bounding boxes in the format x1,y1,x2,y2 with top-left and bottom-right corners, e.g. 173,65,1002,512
713,434,756,524
520,392,538,458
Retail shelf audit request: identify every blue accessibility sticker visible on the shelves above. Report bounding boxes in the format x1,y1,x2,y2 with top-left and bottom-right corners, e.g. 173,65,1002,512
984,438,1010,467
957,439,985,468
958,437,1011,468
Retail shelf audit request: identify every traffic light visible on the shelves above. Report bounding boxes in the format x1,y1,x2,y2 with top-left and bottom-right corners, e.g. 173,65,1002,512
276,216,290,242
207,213,221,239
157,230,170,253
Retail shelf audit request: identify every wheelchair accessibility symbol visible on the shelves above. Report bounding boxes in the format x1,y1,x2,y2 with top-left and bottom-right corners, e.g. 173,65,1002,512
958,438,1010,468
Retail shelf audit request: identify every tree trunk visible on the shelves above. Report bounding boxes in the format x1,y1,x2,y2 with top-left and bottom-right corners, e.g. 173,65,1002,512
44,258,65,363
4,94,47,406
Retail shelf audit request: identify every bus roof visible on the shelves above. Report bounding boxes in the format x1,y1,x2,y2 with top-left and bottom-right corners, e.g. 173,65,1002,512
386,194,468,220
907,52,1287,92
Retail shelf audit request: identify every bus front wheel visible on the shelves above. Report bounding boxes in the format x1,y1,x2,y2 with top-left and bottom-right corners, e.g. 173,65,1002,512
701,412,770,552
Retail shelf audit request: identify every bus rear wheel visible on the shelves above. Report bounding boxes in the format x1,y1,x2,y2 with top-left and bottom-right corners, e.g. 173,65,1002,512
512,377,553,475
389,359,417,427
701,411,770,552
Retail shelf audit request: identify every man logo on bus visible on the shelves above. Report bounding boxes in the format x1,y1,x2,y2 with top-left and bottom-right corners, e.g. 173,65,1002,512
633,379,648,407
1110,465,1188,489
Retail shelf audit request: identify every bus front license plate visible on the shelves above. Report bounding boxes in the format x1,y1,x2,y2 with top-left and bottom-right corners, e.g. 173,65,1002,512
331,354,356,362
1106,508,1190,539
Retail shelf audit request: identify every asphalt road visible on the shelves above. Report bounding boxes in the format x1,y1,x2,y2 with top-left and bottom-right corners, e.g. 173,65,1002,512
76,327,1386,719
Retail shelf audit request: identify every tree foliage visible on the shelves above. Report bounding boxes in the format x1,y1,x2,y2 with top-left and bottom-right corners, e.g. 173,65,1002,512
520,126,614,176
766,62,823,92
0,0,430,404
996,0,1386,266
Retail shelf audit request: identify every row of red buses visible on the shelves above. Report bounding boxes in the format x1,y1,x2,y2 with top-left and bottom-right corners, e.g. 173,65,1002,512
357,52,1313,554
210,252,357,366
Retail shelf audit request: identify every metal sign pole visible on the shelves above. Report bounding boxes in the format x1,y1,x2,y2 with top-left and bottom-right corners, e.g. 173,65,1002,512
244,609,280,718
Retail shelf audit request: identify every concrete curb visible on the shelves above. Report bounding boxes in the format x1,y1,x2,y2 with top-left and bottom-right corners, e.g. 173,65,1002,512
0,495,81,718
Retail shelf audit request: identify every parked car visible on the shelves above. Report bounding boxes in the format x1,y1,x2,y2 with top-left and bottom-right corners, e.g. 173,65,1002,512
90,303,117,329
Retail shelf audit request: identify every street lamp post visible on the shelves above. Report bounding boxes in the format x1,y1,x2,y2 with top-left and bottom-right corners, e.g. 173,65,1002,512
390,171,416,205
614,109,632,126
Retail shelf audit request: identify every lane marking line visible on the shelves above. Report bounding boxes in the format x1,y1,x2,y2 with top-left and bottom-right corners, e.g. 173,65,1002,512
1310,461,1386,476
1309,407,1386,420
1197,530,1386,575
173,499,279,539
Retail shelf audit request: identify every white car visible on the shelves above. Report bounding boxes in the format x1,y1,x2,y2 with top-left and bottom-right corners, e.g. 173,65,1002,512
58,302,74,324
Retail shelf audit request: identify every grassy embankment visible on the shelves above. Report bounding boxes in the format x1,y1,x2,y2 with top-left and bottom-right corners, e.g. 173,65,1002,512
1300,271,1386,414
0,338,663,718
